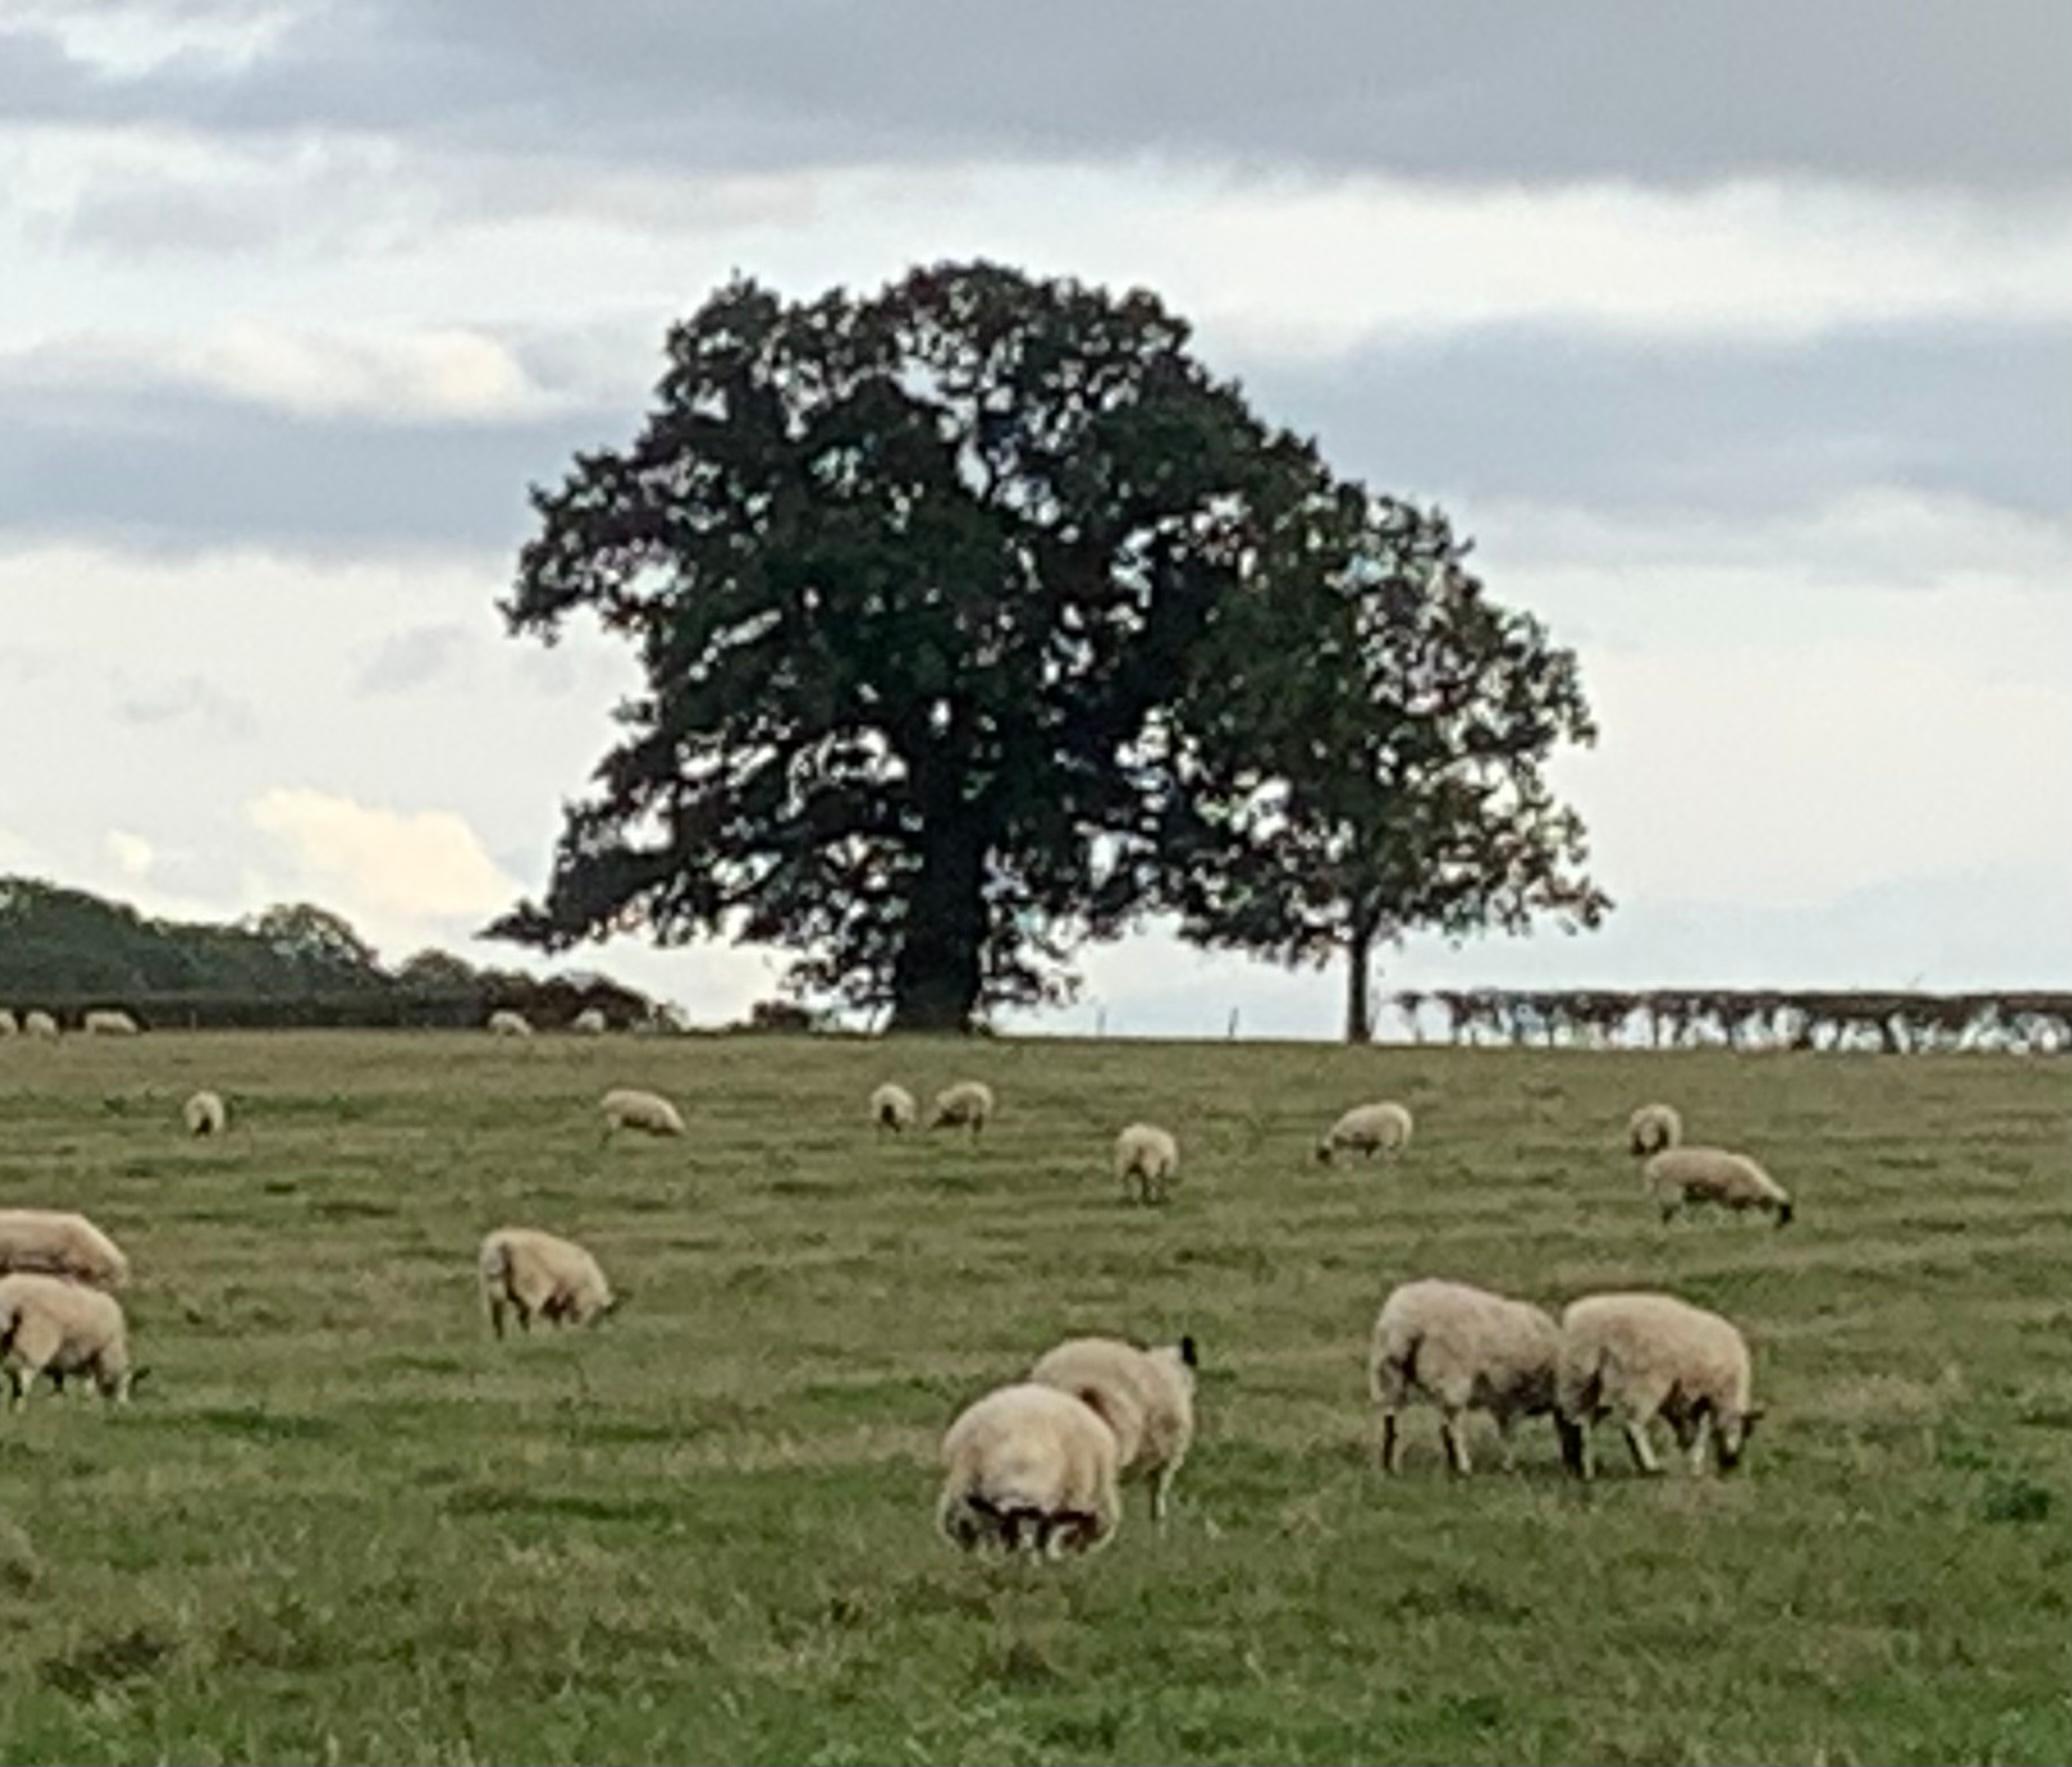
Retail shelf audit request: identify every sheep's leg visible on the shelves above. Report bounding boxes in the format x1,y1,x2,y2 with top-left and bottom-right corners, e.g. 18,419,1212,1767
486,1298,507,1340
1686,1413,1712,1475
1379,1410,1401,1474
7,1366,31,1410
1440,1410,1472,1476
1621,1417,1662,1475
1150,1464,1177,1525
1493,1410,1519,1472
1557,1414,1591,1479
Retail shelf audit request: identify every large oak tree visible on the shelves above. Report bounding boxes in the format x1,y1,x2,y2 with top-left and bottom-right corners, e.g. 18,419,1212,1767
492,262,1327,1030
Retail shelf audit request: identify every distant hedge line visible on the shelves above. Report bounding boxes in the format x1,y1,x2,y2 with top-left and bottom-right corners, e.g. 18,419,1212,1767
8,984,658,1033
1391,989,2072,1053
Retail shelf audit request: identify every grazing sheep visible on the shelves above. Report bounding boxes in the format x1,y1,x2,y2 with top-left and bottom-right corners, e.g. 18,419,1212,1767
1556,1292,1761,1478
1028,1334,1198,1522
0,1211,130,1290
0,1009,16,1036
1316,1100,1413,1164
929,1080,995,1138
937,1383,1122,1559
600,1087,686,1138
487,1009,534,1038
1627,1102,1683,1157
1369,1278,1563,1475
22,1011,58,1040
1644,1146,1794,1227
183,1090,228,1137
0,1273,137,1405
570,1008,608,1035
1113,1123,1181,1204
477,1227,618,1338
870,1083,917,1133
82,1009,140,1036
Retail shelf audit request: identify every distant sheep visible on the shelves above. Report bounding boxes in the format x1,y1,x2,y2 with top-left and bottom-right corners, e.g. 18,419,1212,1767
570,1008,608,1035
0,1273,138,1405
1028,1334,1198,1522
1369,1278,1562,1475
1316,1101,1413,1164
82,1009,140,1036
0,1210,130,1290
1644,1146,1794,1227
600,1087,686,1138
1556,1292,1761,1478
477,1227,618,1338
0,1009,16,1036
870,1083,917,1133
1627,1102,1683,1157
487,1009,534,1038
183,1090,228,1137
937,1383,1121,1559
22,1011,58,1040
929,1080,995,1138
1113,1123,1180,1204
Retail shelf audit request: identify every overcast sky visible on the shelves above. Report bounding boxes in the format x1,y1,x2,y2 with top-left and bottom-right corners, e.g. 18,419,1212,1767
3,1,2068,1035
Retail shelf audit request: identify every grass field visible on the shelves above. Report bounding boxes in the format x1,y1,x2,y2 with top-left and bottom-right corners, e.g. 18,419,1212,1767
1,1030,2069,1764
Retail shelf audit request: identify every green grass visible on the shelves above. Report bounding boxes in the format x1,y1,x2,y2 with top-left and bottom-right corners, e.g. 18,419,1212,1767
0,1029,2069,1763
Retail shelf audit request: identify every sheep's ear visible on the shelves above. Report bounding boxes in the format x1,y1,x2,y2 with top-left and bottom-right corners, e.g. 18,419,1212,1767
1742,1405,1765,1427
602,1293,626,1317
1179,1335,1200,1369
129,1366,153,1391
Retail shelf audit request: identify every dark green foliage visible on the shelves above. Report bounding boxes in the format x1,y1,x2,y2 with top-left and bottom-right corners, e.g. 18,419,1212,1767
0,876,653,1028
495,261,1330,1031
1171,497,1608,1040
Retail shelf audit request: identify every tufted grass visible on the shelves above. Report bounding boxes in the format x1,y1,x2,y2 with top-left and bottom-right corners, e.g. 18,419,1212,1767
0,1029,2068,1763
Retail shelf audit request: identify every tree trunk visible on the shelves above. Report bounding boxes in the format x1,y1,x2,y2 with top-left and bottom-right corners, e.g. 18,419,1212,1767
885,819,987,1033
1343,922,1376,1043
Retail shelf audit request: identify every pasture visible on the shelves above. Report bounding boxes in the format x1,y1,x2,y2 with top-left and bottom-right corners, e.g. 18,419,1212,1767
0,1030,2069,1763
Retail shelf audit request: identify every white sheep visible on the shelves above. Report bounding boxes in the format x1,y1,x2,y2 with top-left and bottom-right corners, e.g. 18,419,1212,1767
1113,1123,1180,1204
183,1090,228,1137
1316,1100,1413,1164
477,1227,618,1338
600,1087,686,1138
22,1011,58,1039
1627,1102,1683,1157
1644,1146,1794,1227
487,1009,535,1038
570,1008,608,1035
0,1210,130,1290
1368,1278,1562,1475
0,1009,16,1036
1028,1334,1197,1521
1556,1291,1762,1478
929,1080,995,1138
870,1083,917,1133
937,1382,1122,1559
0,1273,138,1405
82,1009,140,1036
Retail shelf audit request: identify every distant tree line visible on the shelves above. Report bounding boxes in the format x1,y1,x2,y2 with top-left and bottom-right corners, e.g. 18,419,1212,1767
0,878,659,1031
1392,989,2072,1054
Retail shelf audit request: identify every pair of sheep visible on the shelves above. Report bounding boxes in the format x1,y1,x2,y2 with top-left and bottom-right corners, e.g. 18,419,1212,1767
938,1333,1199,1559
1369,1277,1762,1480
0,1210,138,1405
869,1080,994,1137
1627,1103,1794,1226
2,1009,129,1038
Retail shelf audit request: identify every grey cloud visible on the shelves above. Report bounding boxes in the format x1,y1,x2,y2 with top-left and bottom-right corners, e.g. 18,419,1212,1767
353,623,471,695
3,315,2062,559
1237,319,2072,522
113,672,257,739
4,2,2068,192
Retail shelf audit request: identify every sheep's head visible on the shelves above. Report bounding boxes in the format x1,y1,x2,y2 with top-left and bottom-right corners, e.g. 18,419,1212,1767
1774,1199,1796,1228
1714,1405,1764,1472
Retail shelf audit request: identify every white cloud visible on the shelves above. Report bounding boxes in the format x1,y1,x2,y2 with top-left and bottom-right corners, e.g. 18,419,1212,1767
104,828,155,879
245,786,518,923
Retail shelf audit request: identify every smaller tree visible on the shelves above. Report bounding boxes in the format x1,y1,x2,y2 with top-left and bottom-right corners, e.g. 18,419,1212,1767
245,903,384,986
1171,495,1608,1041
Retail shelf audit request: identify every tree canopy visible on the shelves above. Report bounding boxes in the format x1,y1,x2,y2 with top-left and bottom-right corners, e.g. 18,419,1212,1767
1169,496,1609,1040
494,260,1606,1035
495,261,1328,1030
